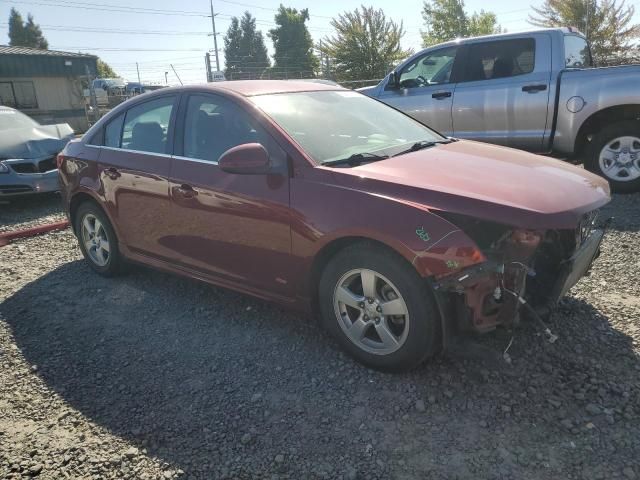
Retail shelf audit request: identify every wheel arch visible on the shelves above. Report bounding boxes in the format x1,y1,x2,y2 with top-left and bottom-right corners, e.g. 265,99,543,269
69,190,116,237
574,104,640,158
307,235,422,310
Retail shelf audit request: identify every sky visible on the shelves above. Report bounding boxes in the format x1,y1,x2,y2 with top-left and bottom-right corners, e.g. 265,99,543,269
1,0,639,85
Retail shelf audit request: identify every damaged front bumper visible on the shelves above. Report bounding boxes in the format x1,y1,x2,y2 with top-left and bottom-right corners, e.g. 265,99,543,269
434,222,607,334
0,157,59,196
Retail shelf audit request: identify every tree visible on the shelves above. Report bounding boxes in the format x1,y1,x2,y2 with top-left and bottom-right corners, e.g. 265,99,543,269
421,0,500,46
224,17,243,77
319,6,412,82
97,59,117,78
8,8,48,49
8,8,26,47
223,12,271,79
269,5,319,78
529,0,639,62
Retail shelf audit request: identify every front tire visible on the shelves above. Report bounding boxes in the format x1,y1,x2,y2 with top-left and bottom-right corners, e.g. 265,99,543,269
318,243,441,371
75,202,123,276
586,121,640,193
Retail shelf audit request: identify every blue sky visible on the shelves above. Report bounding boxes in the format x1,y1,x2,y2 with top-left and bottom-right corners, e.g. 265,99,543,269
1,0,638,85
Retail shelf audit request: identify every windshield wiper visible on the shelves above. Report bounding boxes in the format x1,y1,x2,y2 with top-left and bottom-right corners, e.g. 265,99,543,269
392,139,453,157
322,152,389,168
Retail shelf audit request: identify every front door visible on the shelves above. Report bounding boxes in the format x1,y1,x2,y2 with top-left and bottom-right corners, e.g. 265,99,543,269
451,35,552,151
166,93,293,297
98,94,178,260
377,46,460,135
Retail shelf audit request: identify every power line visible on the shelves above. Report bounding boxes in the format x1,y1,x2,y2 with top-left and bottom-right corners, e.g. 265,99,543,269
50,46,206,52
6,0,334,32
215,0,334,19
7,0,209,16
0,24,211,36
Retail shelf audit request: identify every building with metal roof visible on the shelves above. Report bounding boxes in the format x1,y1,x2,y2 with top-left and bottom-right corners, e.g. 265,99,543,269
0,45,98,132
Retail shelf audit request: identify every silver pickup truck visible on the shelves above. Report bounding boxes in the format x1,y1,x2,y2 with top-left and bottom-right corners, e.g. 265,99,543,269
360,28,640,193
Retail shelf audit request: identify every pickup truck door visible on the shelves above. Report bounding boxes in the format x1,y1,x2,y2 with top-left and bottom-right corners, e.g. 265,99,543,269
451,34,552,152
376,46,461,135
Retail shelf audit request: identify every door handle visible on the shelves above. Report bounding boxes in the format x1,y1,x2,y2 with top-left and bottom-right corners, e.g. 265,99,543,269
522,84,547,93
432,91,452,99
175,184,198,198
104,167,120,180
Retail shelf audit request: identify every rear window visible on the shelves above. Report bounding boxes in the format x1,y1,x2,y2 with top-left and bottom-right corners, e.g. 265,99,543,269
564,35,593,68
463,38,535,82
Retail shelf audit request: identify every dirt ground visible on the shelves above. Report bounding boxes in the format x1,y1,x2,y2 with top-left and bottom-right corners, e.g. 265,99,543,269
1,193,639,480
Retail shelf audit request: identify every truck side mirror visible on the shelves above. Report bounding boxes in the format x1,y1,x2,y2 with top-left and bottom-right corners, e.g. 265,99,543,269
387,72,399,90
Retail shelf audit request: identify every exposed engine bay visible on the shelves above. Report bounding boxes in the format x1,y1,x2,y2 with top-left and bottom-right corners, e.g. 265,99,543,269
435,211,608,334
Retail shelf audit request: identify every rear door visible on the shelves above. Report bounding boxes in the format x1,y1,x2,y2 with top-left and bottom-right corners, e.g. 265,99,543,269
97,94,178,260
377,46,461,135
166,93,293,297
451,34,552,151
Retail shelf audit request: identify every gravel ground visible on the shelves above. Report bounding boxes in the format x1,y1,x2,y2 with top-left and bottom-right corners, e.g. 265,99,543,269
1,193,639,480
0,194,66,233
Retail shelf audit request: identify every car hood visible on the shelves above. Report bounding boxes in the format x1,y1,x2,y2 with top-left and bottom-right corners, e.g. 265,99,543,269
0,123,74,159
328,140,610,229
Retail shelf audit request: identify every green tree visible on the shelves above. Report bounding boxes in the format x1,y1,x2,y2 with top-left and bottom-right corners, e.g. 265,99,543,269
529,0,639,62
224,17,243,77
421,0,500,46
319,6,412,82
224,12,270,79
96,59,117,78
8,8,26,47
269,5,319,78
8,8,48,49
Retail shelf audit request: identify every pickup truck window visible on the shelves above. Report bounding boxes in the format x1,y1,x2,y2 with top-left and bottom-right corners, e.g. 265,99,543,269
462,38,535,82
564,35,593,68
398,47,458,89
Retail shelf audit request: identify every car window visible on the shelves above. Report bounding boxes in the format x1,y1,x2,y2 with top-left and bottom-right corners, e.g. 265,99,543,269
463,38,535,82
398,47,458,89
251,91,445,164
564,35,593,68
182,94,272,163
121,96,175,154
104,113,124,148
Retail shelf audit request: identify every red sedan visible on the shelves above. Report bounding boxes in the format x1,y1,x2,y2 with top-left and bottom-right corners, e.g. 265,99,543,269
58,81,610,371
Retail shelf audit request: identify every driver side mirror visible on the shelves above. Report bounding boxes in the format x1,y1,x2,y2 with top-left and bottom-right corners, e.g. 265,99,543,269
387,71,400,90
219,143,270,175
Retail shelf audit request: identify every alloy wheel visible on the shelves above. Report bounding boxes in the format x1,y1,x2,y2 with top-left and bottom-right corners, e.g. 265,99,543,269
598,135,640,182
333,268,410,355
80,213,111,267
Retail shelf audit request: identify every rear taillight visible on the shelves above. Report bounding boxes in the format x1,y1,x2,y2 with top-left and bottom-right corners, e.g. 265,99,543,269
56,153,64,169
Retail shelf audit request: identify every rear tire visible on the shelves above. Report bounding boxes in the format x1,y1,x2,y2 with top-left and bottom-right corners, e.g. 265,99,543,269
318,242,441,372
74,202,123,276
585,120,640,193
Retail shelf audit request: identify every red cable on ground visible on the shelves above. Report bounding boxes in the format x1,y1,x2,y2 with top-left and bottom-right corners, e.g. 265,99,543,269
0,220,70,247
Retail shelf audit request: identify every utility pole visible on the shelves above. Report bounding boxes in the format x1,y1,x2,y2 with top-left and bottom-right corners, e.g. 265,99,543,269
209,0,220,72
585,1,589,40
136,62,141,83
85,63,99,125
205,53,212,82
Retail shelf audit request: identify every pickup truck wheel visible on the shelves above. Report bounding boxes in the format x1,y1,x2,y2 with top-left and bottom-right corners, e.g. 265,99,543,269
318,243,441,372
586,121,640,193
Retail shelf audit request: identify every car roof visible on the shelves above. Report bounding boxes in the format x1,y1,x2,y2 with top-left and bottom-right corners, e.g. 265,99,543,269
160,80,346,97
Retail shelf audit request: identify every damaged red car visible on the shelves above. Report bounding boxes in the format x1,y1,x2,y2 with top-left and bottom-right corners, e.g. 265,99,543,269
58,81,610,371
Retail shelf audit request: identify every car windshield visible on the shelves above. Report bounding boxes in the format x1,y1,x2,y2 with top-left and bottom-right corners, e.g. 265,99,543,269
0,109,39,130
251,90,445,164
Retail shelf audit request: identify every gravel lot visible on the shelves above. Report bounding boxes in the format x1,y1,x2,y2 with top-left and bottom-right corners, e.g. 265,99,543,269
1,193,639,480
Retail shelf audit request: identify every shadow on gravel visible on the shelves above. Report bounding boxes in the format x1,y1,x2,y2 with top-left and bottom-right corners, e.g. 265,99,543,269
2,260,639,479
600,193,640,233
